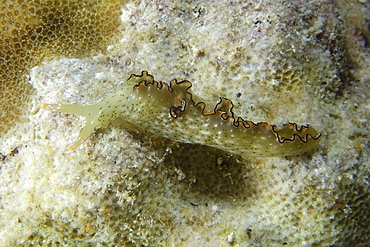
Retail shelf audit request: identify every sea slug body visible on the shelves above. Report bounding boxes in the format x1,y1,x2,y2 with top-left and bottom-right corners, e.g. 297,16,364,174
42,71,321,157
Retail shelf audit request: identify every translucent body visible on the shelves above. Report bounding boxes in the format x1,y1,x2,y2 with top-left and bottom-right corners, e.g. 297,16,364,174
42,71,321,156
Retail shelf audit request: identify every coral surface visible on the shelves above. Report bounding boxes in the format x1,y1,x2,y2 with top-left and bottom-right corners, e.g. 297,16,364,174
0,0,124,134
1,0,369,246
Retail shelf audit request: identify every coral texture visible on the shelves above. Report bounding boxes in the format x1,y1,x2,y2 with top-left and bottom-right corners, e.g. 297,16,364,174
1,0,369,246
0,0,124,135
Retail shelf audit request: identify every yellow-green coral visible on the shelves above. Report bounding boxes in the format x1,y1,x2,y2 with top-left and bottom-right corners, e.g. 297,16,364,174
0,0,124,135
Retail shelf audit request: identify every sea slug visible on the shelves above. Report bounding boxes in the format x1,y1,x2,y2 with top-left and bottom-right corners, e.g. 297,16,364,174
42,71,321,157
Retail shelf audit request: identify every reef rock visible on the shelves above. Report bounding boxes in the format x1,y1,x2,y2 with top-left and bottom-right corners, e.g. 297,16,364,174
1,0,369,246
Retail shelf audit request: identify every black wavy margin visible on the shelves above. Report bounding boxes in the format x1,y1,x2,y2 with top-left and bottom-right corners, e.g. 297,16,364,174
128,71,322,144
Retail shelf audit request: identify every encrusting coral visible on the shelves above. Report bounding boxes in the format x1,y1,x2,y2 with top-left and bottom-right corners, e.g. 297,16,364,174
0,0,124,135
42,71,321,156
1,0,369,246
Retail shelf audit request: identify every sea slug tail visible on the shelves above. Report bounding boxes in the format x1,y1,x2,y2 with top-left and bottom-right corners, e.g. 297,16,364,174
276,123,322,143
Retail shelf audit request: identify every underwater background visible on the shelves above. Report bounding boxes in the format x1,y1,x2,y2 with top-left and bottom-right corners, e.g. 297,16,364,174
1,0,369,245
